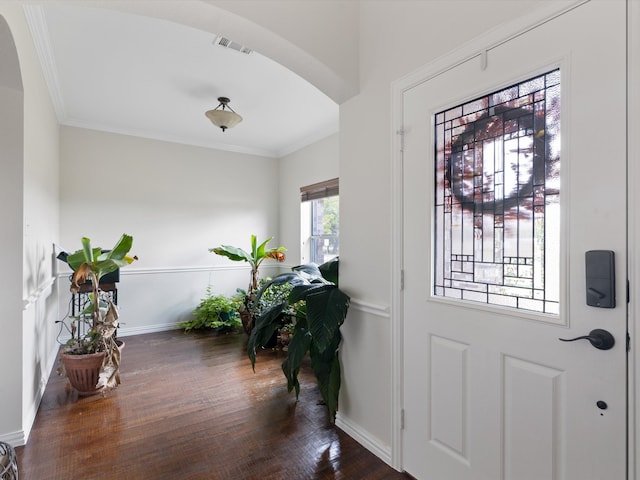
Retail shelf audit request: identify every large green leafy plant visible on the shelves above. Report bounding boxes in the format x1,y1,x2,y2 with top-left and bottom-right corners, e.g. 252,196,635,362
62,234,137,388
248,258,349,422
210,234,286,333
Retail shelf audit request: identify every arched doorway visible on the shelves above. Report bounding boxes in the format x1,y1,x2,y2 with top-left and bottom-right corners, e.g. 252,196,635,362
0,14,24,441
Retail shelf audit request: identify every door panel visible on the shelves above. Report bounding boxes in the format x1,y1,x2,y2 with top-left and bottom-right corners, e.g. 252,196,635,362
402,2,627,479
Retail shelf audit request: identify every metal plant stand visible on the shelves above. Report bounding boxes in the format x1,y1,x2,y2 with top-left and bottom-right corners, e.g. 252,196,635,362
71,282,118,317
70,282,118,339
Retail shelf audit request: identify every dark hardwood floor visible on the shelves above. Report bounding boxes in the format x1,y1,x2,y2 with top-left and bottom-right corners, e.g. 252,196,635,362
16,329,412,479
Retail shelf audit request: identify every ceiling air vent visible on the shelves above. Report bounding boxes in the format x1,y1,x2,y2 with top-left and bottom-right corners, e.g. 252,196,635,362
213,36,252,54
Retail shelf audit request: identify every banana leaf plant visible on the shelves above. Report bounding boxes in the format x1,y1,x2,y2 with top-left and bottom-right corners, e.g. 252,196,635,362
62,234,137,388
210,234,286,333
248,258,349,423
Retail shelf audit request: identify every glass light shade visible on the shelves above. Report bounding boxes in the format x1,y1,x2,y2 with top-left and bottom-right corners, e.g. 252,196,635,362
205,109,243,131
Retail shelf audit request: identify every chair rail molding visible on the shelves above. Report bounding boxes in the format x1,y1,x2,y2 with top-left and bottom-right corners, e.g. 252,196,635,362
349,298,390,318
22,276,56,311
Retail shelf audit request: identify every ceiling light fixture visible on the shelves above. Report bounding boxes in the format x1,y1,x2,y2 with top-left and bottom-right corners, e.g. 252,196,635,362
205,97,242,132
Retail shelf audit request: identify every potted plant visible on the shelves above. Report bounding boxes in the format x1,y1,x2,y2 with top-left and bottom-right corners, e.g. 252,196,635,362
58,234,137,395
248,257,349,423
210,234,286,334
179,288,243,333
251,279,296,348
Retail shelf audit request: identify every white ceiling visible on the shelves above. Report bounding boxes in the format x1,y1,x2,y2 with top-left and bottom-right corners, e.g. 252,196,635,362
24,4,339,158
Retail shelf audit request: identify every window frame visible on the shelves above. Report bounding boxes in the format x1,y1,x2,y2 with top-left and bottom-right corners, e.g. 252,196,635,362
300,178,339,264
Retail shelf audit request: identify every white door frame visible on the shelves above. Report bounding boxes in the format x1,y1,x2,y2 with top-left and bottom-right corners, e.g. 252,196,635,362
390,1,636,476
628,1,639,478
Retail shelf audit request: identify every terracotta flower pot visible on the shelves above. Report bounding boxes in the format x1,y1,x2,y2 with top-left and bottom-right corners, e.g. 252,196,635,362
60,351,106,396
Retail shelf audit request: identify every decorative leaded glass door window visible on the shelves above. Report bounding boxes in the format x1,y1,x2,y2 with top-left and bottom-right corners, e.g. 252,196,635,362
434,70,560,314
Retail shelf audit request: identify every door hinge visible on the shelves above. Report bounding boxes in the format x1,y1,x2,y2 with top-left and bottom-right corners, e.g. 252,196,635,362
401,408,405,429
627,333,631,352
396,128,405,153
400,269,405,290
627,279,630,304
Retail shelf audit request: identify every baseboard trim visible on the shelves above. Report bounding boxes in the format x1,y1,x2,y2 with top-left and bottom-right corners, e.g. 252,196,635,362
0,430,26,448
118,322,182,337
335,413,395,469
22,364,55,445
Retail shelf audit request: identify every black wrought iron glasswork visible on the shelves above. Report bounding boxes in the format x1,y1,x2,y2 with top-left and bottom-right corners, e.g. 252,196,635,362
434,70,560,314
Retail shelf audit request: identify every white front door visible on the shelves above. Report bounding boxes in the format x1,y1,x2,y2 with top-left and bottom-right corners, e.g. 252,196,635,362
401,2,628,479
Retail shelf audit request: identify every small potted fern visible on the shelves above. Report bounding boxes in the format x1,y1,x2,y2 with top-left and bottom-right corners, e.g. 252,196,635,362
180,288,243,333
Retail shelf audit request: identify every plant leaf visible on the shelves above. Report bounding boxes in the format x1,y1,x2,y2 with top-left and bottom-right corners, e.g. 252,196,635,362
281,327,311,397
102,234,133,261
247,302,284,370
254,273,309,305
292,263,332,284
310,332,342,423
318,257,340,285
255,236,272,262
306,286,350,354
66,234,136,283
81,237,94,263
66,246,92,272
293,263,322,278
210,245,252,263
288,283,324,304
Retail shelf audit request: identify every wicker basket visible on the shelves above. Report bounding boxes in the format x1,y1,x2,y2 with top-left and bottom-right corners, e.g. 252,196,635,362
0,441,18,480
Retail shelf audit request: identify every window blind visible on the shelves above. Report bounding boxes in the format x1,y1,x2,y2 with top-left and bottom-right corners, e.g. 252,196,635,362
300,178,339,202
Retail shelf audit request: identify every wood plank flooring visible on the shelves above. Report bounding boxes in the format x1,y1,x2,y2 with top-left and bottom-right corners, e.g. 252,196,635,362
16,329,412,479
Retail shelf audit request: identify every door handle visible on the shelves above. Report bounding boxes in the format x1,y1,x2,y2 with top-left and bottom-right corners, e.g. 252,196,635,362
559,329,615,350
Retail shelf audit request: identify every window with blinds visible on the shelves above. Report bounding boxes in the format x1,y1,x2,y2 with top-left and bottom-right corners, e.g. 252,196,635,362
300,178,339,264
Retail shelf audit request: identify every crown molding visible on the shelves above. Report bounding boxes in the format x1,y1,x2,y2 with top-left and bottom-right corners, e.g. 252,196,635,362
23,5,67,121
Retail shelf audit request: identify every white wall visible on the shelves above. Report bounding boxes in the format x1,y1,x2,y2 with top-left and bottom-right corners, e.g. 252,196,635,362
0,3,60,446
59,126,282,334
278,133,339,264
